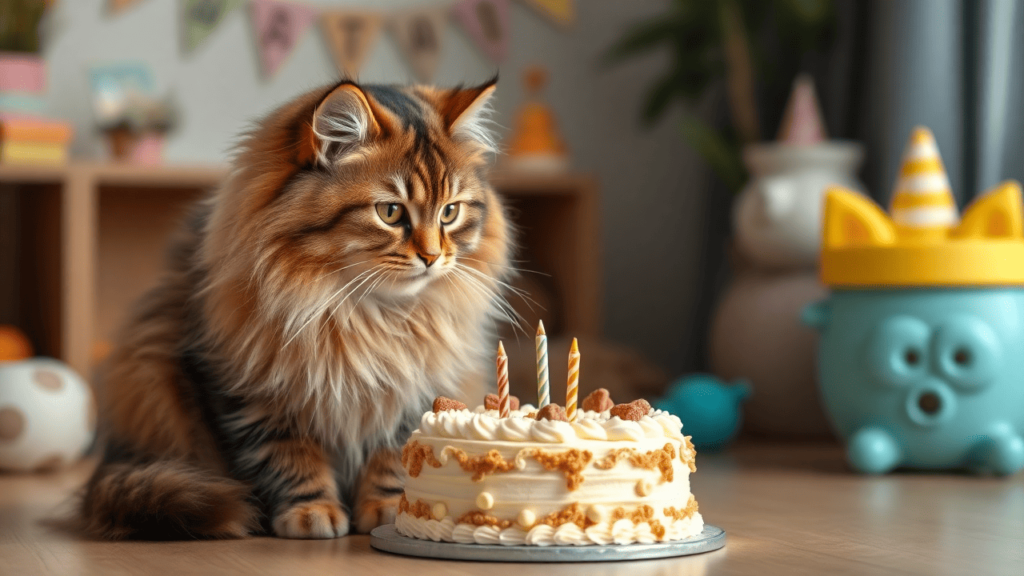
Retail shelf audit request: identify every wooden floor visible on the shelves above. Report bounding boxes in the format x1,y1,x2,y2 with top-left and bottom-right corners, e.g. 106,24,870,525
1,443,1021,575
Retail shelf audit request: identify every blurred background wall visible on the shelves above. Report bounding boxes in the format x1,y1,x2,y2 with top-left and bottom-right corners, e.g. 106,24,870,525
16,0,1024,394
42,0,714,377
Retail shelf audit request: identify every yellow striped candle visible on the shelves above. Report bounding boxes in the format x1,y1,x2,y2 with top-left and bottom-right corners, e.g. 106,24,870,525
566,337,579,422
536,321,549,408
497,341,510,418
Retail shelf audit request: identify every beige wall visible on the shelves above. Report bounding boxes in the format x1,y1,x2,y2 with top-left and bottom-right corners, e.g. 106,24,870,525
43,0,713,375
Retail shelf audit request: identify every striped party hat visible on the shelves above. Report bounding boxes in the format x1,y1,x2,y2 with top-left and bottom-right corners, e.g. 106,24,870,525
890,127,958,228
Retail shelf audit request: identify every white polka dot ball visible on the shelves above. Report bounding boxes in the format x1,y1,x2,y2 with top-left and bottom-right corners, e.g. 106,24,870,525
0,358,95,472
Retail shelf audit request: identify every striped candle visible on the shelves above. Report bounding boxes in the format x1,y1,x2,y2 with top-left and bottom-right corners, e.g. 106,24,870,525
566,338,579,422
497,341,510,418
536,321,550,408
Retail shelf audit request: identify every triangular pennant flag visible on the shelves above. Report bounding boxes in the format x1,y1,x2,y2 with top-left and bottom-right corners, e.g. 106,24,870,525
249,0,319,79
451,0,510,64
388,7,448,83
890,127,958,229
520,0,574,27
181,0,243,55
108,0,143,14
321,11,382,79
778,74,827,145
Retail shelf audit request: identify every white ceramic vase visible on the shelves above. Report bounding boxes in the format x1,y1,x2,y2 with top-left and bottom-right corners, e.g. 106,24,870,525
733,142,864,270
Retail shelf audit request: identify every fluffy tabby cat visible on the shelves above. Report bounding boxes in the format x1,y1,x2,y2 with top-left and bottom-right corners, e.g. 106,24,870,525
79,79,513,539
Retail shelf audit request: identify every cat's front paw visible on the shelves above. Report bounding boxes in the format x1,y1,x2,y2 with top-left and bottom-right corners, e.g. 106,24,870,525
355,494,400,534
273,500,350,539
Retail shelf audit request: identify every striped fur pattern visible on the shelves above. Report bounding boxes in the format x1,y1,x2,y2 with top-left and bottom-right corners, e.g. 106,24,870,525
80,79,512,540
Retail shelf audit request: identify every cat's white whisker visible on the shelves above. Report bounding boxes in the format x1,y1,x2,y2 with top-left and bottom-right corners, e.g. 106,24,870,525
455,263,545,314
285,265,381,346
451,267,527,339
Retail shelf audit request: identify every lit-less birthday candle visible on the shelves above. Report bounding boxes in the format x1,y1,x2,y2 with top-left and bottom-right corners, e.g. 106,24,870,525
536,321,549,408
566,337,579,422
497,341,510,418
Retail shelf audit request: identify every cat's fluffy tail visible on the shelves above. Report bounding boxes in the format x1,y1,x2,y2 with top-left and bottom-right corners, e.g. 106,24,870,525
80,460,259,540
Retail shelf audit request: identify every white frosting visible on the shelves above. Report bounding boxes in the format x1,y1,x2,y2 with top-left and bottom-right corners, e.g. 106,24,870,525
401,403,700,547
396,511,705,546
419,407,685,444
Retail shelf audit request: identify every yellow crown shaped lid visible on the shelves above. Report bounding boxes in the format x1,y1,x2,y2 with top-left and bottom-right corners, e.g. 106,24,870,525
822,126,1024,287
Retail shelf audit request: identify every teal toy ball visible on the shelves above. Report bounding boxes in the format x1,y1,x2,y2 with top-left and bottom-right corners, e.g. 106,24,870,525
655,374,751,452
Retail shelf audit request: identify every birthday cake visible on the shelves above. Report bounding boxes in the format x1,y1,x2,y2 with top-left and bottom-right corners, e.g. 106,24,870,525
396,340,703,548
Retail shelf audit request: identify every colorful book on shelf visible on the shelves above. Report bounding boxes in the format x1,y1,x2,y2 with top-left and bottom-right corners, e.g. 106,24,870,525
0,113,72,144
0,140,67,165
0,113,73,165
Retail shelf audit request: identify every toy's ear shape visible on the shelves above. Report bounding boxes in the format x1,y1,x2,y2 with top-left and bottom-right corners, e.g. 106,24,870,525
823,186,897,248
952,181,1023,240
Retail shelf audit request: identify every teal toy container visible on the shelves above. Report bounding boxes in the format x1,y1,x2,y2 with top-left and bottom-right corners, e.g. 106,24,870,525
804,289,1024,474
804,127,1024,475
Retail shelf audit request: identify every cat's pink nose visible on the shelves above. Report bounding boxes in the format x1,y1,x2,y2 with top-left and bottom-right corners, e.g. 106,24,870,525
417,252,440,267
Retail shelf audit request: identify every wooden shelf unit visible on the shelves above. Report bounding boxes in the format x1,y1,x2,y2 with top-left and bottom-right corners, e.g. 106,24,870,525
0,164,600,380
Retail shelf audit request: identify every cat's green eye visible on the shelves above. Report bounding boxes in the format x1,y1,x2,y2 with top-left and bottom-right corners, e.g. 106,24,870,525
440,202,460,225
376,203,404,225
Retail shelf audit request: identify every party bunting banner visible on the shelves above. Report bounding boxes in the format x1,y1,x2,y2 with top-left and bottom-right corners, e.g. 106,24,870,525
388,7,448,83
520,0,573,27
181,0,244,54
250,0,319,78
451,0,509,64
108,0,144,14
321,10,382,79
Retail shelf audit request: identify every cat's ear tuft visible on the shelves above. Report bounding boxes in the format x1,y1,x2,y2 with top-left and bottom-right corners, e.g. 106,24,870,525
441,77,498,152
311,83,380,165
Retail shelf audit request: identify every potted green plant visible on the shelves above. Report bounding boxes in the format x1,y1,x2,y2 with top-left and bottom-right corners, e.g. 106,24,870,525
605,0,836,192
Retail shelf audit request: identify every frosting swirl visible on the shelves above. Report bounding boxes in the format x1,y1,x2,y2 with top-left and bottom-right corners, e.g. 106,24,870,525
417,406,683,443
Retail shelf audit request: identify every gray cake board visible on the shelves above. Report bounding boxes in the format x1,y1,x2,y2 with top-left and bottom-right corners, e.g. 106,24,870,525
370,523,725,563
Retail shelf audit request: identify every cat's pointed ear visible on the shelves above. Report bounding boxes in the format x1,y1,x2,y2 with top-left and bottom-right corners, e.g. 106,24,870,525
310,83,385,166
439,77,498,152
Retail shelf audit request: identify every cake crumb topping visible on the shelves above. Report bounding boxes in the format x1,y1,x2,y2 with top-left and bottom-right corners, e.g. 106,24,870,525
400,497,689,540
593,442,677,483
611,504,666,538
432,396,467,413
456,510,515,529
401,441,444,477
536,404,568,422
521,448,593,490
664,495,700,522
484,393,520,411
398,494,433,520
445,448,519,481
537,502,592,530
582,388,614,412
609,399,652,421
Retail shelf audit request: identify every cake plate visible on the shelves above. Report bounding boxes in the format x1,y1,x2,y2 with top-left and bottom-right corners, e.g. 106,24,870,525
370,524,725,562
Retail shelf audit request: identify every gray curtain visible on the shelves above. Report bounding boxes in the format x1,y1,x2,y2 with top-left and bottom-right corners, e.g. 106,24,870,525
833,0,1024,206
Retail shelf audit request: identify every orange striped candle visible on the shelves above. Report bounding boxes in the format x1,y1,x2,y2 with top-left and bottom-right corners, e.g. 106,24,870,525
497,341,510,418
566,338,579,422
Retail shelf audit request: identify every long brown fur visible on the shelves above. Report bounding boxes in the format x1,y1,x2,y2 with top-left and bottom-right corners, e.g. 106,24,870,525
80,79,513,539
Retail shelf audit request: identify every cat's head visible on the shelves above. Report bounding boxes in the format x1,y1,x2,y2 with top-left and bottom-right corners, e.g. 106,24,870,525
206,79,512,325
